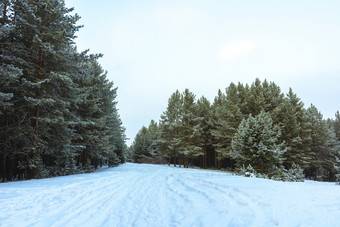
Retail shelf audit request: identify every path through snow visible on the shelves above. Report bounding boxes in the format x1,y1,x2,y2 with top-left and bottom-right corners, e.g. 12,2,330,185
0,163,339,227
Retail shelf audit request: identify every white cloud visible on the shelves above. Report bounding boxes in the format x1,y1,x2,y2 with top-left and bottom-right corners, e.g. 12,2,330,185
219,41,257,61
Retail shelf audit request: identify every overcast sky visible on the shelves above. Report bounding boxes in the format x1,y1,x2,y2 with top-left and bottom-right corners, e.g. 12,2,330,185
65,0,340,145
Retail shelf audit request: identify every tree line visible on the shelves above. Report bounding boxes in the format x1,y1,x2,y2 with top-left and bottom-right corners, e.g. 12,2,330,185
0,0,126,182
130,79,340,182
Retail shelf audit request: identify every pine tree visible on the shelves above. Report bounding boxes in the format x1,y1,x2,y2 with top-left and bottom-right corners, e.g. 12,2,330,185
0,0,126,181
261,80,285,123
159,90,183,166
130,120,163,164
231,110,286,174
96,70,126,167
196,96,212,168
72,58,126,170
179,89,200,167
280,88,312,169
306,104,338,180
245,79,285,122
210,86,243,169
132,126,152,163
109,111,127,165
246,78,267,116
0,1,22,181
147,120,163,161
236,82,250,116
0,0,83,179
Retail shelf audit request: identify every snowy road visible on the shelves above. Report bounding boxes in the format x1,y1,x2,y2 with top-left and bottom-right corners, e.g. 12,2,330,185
0,163,339,227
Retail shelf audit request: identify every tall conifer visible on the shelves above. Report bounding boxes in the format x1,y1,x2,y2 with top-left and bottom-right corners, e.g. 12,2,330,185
306,105,338,180
159,90,183,166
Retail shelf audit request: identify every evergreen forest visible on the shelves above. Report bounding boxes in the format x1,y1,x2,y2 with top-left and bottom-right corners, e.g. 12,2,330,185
130,79,340,182
1,0,339,184
0,0,126,182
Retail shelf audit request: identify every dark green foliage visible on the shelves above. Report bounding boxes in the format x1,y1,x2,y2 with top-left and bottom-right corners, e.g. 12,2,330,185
239,164,257,178
179,89,202,163
72,58,126,169
231,110,285,174
147,120,159,156
333,111,340,184
305,105,339,181
131,121,166,164
159,90,183,165
158,89,206,167
280,88,312,169
132,126,152,162
196,96,212,168
287,163,305,182
133,78,338,182
210,87,243,167
334,111,340,142
0,0,126,182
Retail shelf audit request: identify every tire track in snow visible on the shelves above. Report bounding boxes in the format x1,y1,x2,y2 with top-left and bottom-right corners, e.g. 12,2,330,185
199,178,278,226
164,168,270,226
19,175,133,226
48,176,134,226
164,172,193,226
4,163,329,226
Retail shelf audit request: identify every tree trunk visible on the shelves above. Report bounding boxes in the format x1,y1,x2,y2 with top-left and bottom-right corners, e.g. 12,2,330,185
174,155,176,167
76,153,80,166
204,144,207,169
94,159,98,169
9,157,14,181
83,151,86,167
200,156,202,168
215,150,217,168
1,153,5,182
1,114,9,181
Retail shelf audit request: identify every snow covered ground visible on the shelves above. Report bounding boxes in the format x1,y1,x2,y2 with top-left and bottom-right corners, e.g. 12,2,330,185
0,163,339,227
